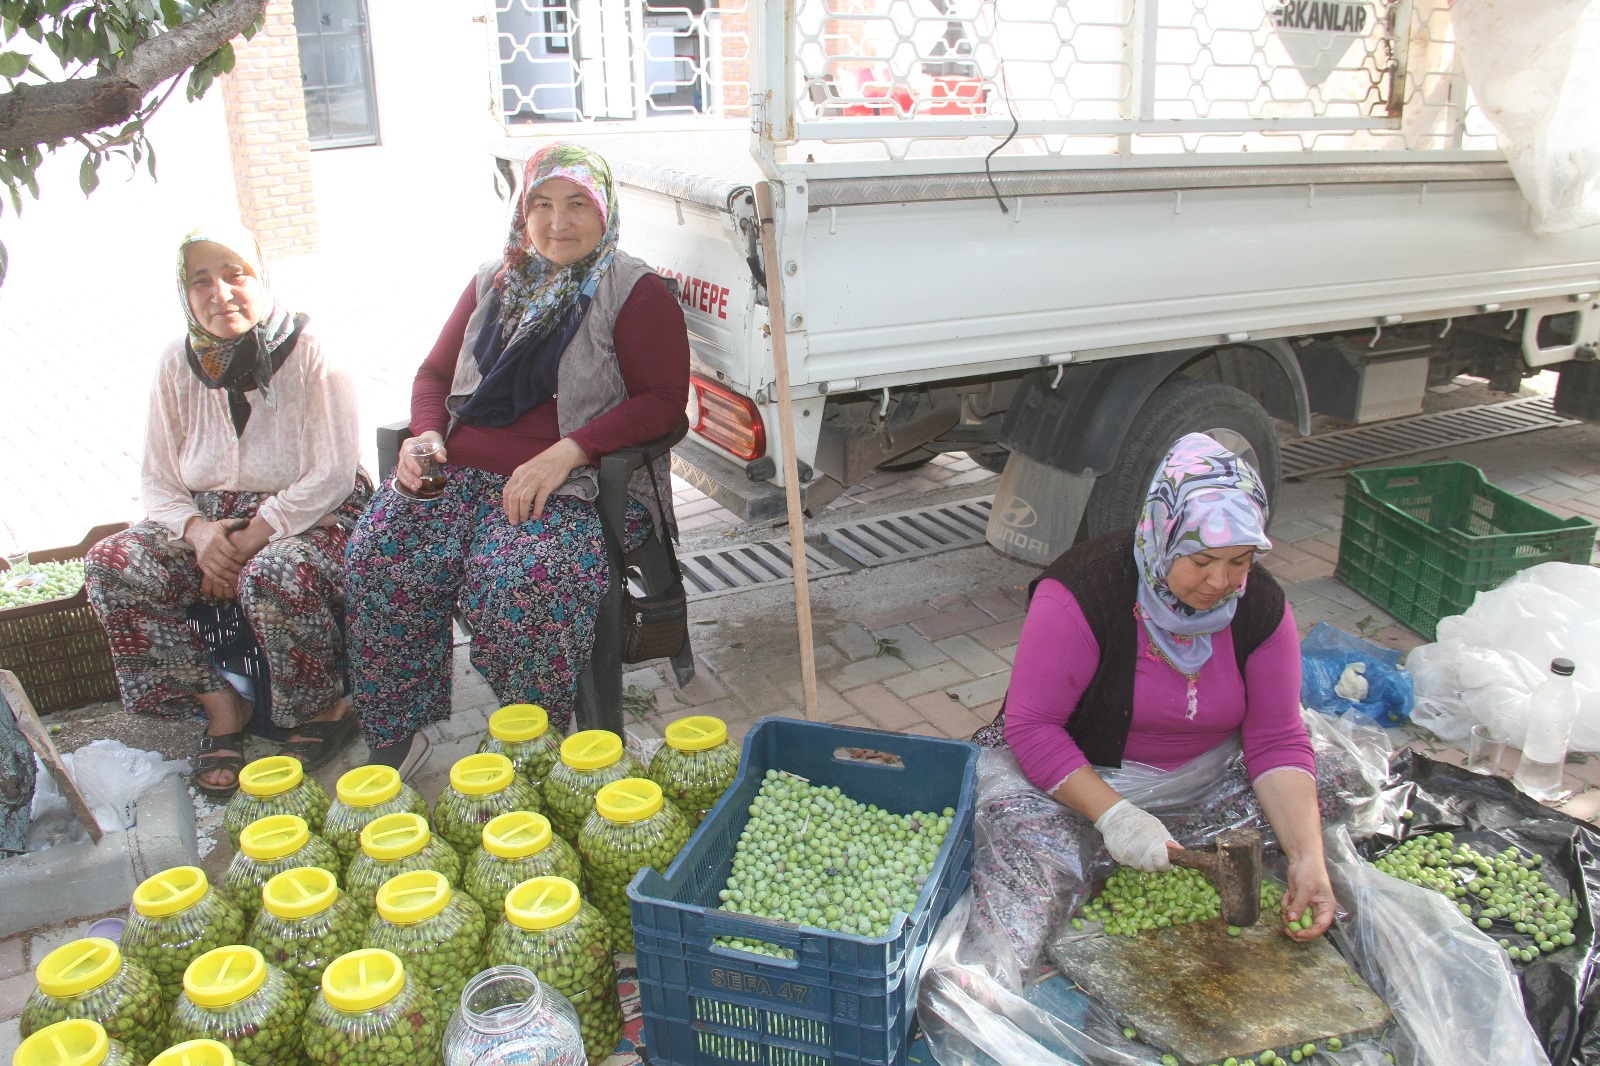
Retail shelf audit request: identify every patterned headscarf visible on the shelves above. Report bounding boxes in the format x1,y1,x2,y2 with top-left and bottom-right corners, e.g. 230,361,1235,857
1132,432,1273,676
455,142,619,428
178,222,299,435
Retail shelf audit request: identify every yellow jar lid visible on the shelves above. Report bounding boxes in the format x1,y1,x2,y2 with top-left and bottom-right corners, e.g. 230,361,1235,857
321,949,405,1012
559,730,623,772
489,704,550,743
335,765,402,807
182,946,266,1008
596,778,665,823
148,1040,238,1066
482,811,553,860
238,815,311,861
237,755,305,798
262,867,339,920
13,1019,110,1066
449,753,515,796
375,869,451,924
664,715,728,752
34,938,121,998
504,876,581,931
360,812,430,861
131,866,209,918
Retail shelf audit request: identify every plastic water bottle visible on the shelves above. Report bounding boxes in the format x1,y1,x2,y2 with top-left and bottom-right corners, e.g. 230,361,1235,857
1514,658,1579,803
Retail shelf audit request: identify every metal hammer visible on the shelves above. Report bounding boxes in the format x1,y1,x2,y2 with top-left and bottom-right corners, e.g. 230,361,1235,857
1169,827,1263,927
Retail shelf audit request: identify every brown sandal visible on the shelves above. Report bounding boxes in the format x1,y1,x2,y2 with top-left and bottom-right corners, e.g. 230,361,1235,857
194,731,248,798
277,715,359,773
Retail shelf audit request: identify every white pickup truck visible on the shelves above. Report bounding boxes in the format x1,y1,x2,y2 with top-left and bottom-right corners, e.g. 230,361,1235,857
490,0,1600,563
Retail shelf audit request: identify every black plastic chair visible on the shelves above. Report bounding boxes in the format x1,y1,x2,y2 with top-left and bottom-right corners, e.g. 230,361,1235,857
187,603,350,743
375,419,695,736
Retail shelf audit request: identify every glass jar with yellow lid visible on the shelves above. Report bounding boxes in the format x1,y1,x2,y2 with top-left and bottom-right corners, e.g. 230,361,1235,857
364,870,487,1012
431,754,543,861
221,815,341,923
476,704,562,793
121,866,249,1009
18,938,164,1063
12,1019,140,1066
149,1039,254,1066
302,948,443,1066
222,756,332,850
245,867,366,995
344,813,462,913
647,715,741,824
484,877,620,1064
462,811,583,918
577,778,693,952
541,731,646,845
168,946,306,1066
320,765,429,874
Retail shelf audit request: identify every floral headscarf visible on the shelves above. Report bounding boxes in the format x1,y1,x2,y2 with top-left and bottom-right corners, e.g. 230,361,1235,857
455,142,619,428
177,222,299,436
1132,432,1272,677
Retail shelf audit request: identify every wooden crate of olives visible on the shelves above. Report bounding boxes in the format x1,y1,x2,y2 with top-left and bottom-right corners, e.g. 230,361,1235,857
628,717,978,1066
0,524,127,713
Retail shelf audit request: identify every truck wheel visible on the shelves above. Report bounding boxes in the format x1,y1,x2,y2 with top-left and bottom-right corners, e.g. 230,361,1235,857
1084,377,1281,538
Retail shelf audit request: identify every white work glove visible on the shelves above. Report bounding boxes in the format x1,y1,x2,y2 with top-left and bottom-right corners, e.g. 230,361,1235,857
1094,799,1177,871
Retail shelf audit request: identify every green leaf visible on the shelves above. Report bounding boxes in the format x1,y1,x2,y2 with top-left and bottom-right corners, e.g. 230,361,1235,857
78,153,98,195
0,237,8,289
0,49,26,76
145,141,157,180
158,0,178,26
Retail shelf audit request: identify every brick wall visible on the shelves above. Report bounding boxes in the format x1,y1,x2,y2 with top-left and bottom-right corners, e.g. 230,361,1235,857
718,5,751,117
219,0,319,256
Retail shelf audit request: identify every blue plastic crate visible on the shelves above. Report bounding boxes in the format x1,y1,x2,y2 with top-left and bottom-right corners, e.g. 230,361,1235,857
628,717,978,1066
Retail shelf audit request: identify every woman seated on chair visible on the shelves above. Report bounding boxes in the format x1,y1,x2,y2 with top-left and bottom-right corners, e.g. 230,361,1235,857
972,432,1337,940
85,223,369,798
345,141,690,777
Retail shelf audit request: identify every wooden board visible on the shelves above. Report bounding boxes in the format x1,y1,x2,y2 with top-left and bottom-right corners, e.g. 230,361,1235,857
1049,918,1390,1066
0,669,102,844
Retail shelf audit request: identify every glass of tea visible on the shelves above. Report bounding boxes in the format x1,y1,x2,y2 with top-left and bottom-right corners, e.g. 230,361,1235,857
405,439,447,500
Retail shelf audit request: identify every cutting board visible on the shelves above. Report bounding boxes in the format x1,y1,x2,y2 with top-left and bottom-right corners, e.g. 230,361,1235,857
1049,918,1390,1066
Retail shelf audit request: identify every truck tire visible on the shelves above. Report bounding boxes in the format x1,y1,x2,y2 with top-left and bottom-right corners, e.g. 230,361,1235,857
1083,377,1281,538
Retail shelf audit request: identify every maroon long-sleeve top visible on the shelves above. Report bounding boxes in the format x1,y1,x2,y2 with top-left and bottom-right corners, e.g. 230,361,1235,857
412,272,690,474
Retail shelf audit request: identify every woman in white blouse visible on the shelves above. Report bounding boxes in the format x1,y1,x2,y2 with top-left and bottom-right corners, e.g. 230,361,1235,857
85,223,369,797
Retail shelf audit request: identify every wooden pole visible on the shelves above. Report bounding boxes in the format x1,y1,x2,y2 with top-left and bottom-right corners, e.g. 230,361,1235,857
0,670,102,843
754,181,820,722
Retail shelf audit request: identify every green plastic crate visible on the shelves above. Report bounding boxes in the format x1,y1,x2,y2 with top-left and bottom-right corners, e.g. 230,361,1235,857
1335,462,1597,640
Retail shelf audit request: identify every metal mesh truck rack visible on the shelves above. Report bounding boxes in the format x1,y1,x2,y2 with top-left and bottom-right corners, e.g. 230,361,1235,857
488,0,1600,563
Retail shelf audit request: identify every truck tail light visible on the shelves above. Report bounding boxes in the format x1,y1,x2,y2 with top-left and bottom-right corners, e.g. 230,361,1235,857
688,375,766,461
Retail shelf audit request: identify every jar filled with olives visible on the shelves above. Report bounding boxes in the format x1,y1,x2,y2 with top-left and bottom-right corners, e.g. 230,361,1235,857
542,731,646,845
322,765,429,874
432,754,543,862
365,870,487,1012
122,866,249,1010
19,938,165,1064
648,715,741,824
168,946,307,1066
247,867,367,995
578,778,693,953
303,948,443,1066
222,815,342,924
485,877,621,1064
223,756,332,850
344,813,463,913
477,704,562,793
149,1039,254,1066
463,811,583,918
441,964,584,1066
13,1019,140,1066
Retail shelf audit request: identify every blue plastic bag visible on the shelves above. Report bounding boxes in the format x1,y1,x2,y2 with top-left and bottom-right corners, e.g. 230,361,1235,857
1300,621,1413,725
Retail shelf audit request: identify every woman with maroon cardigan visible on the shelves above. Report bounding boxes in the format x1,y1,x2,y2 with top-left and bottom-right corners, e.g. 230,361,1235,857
345,143,689,777
974,433,1337,940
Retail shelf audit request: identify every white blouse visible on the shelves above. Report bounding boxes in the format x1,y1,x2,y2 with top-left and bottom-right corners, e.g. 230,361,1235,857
141,329,363,541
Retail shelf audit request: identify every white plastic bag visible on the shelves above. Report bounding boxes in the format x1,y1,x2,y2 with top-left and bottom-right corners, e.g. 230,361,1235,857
1406,562,1600,751
1453,0,1600,234
27,740,189,851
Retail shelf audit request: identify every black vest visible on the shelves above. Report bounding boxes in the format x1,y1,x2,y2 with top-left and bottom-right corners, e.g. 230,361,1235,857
1031,528,1286,768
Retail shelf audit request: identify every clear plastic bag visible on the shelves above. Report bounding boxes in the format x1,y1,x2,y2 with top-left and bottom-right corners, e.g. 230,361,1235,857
1300,622,1414,725
28,739,189,849
1303,708,1394,839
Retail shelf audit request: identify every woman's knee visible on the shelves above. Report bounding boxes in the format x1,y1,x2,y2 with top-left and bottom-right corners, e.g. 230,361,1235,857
85,527,171,597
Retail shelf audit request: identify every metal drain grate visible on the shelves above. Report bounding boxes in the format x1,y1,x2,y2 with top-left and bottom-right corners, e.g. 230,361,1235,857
1281,396,1578,479
678,540,849,601
823,497,993,567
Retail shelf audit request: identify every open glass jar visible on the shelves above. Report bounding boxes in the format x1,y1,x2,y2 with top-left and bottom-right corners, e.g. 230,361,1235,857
441,964,584,1066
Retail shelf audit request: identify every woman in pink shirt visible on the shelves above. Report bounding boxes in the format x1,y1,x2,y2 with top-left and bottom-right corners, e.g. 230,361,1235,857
974,433,1336,939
